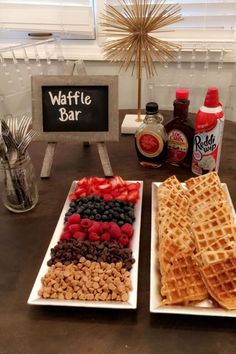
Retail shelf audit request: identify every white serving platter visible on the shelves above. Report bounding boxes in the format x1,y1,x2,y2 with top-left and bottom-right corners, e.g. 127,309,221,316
150,182,236,317
28,180,143,309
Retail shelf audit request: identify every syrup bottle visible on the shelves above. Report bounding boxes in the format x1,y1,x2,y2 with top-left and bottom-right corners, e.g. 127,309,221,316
135,102,167,168
165,89,194,167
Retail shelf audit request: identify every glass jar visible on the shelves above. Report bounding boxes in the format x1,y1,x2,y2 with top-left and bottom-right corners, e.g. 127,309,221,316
0,153,38,213
135,102,168,168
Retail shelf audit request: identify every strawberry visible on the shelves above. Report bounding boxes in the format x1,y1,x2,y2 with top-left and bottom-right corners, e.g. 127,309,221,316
127,182,139,191
75,187,86,198
127,190,139,204
121,223,134,238
101,232,111,241
88,221,101,234
68,224,81,234
109,222,121,239
73,231,87,241
89,232,100,242
67,214,81,224
103,193,113,202
92,177,105,185
78,177,90,186
69,193,77,200
60,231,71,240
80,218,93,230
119,233,129,246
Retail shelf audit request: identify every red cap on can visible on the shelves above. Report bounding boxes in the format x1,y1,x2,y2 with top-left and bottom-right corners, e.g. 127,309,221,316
204,87,220,108
176,89,189,100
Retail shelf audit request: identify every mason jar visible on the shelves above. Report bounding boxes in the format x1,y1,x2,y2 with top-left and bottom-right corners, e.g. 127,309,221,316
0,153,38,213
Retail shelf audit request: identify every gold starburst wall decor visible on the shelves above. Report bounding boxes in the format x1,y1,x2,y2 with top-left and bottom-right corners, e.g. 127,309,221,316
100,0,183,121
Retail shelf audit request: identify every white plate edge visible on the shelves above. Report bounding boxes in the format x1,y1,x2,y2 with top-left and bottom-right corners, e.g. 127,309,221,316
149,181,236,317
27,180,143,309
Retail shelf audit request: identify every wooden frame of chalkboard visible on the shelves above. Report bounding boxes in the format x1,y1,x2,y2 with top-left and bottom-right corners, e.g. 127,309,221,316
31,75,119,142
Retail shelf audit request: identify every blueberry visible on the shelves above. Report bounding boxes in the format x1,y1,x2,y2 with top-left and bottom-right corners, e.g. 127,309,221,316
92,209,97,215
104,210,109,215
109,202,114,208
70,201,76,207
126,217,133,224
105,205,110,210
102,215,108,221
120,213,125,220
84,209,91,215
95,214,101,221
118,220,124,226
115,202,120,207
90,215,95,220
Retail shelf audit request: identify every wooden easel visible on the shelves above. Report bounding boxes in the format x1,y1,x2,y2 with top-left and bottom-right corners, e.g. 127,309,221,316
40,61,114,178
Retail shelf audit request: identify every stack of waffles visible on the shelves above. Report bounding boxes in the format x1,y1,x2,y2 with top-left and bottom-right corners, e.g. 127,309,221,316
157,172,236,310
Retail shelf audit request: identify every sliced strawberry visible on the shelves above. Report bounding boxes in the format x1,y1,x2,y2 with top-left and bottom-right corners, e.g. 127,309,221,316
127,190,139,204
78,177,89,186
92,177,106,185
127,182,139,191
117,191,128,201
69,193,77,200
97,183,111,191
103,193,113,202
75,187,86,198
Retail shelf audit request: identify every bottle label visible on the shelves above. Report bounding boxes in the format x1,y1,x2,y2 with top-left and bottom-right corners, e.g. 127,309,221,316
167,129,188,161
136,131,164,158
192,110,224,175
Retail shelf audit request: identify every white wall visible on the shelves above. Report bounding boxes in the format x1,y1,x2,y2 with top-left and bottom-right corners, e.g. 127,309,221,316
0,59,236,121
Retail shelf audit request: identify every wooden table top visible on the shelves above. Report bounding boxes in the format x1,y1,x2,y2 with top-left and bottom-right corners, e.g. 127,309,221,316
0,110,236,354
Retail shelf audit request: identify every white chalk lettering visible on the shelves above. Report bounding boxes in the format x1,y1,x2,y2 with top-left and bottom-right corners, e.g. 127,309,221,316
58,108,82,122
48,90,92,106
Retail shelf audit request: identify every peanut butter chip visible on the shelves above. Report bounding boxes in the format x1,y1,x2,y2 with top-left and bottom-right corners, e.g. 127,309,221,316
39,260,132,302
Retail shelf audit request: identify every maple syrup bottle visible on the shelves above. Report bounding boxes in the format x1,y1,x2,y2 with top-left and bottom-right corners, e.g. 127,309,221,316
135,102,168,168
165,89,194,167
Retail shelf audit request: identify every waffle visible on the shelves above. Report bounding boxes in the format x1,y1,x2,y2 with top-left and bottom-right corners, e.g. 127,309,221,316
159,232,193,274
198,249,236,266
191,201,234,224
161,251,208,305
200,257,236,310
193,224,236,251
188,184,226,209
192,215,232,236
161,175,185,193
158,212,192,238
185,172,221,190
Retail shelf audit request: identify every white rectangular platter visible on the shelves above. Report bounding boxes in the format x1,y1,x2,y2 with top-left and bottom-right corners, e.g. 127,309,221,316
28,180,143,309
150,182,236,317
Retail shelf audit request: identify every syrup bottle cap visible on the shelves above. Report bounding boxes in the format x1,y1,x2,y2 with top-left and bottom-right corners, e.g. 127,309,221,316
204,87,220,108
146,102,158,114
176,89,189,100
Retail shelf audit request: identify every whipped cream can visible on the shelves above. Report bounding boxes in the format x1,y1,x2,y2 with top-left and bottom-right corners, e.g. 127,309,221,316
192,88,225,175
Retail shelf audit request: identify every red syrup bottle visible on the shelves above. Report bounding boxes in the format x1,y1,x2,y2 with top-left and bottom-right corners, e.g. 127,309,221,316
165,89,194,167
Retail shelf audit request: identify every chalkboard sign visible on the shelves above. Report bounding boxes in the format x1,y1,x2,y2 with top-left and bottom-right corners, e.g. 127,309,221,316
32,75,119,142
